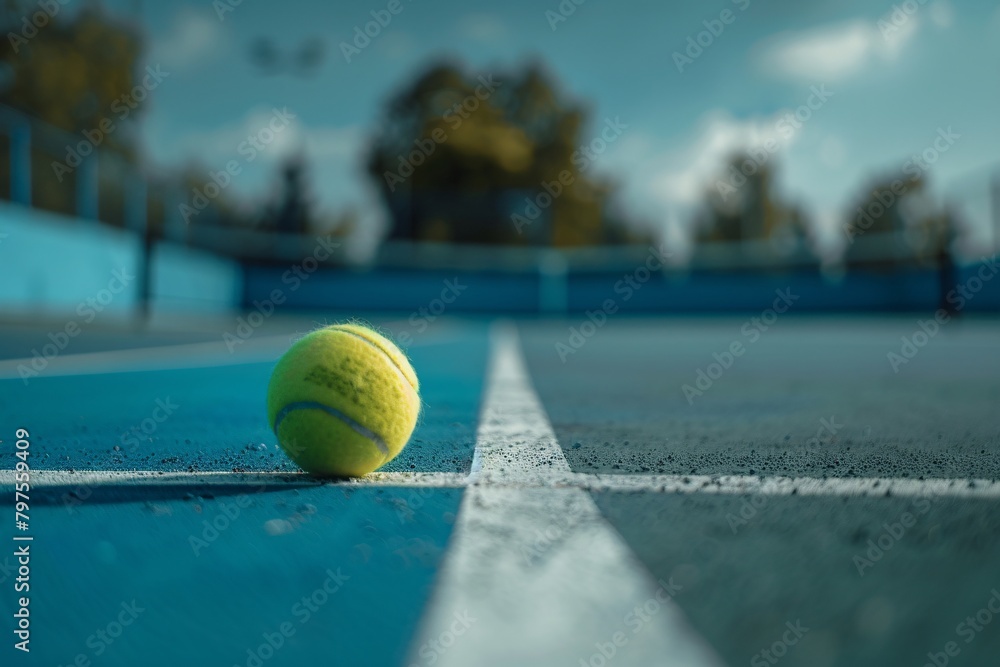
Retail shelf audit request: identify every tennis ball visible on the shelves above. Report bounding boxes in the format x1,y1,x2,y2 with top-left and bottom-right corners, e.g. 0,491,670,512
267,323,420,477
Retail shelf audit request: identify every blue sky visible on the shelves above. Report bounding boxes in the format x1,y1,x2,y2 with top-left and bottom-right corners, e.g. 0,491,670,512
103,0,1000,255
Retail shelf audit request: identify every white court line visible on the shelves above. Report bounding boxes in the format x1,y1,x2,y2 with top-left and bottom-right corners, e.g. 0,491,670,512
0,335,292,379
3,468,996,499
0,469,468,489
0,325,475,380
406,322,723,667
465,321,571,483
578,473,1000,499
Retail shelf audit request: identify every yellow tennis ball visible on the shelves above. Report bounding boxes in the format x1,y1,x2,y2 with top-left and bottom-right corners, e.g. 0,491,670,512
267,323,420,477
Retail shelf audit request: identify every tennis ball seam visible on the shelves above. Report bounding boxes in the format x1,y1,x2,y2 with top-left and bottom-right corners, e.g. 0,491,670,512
273,400,391,459
331,326,419,398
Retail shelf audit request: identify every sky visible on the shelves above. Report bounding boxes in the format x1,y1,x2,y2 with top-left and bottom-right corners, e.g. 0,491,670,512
99,0,1000,257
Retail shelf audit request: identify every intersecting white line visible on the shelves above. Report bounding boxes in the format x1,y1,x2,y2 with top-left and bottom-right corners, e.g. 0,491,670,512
4,469,997,499
405,321,723,667
0,470,469,489
575,473,1000,499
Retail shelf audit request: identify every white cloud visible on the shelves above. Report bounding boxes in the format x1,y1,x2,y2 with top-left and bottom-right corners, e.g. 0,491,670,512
149,9,225,70
166,108,298,165
596,111,808,248
163,112,367,179
756,19,917,82
647,111,791,208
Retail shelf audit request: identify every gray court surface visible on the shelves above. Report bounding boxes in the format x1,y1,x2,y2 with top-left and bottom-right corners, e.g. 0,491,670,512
0,315,997,667
521,317,1000,480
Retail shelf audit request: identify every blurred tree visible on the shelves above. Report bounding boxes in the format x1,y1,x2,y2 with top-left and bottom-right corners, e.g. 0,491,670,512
0,2,144,221
367,60,641,247
842,173,936,268
262,154,353,238
696,153,808,251
0,2,350,256
271,155,310,234
0,2,142,148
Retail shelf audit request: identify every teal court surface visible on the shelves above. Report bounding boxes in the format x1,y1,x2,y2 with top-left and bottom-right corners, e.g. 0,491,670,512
1,316,999,667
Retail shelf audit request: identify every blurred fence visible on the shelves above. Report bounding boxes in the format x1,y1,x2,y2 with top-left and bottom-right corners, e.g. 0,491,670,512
946,168,1000,255
2,102,998,317
0,103,188,241
242,252,1000,315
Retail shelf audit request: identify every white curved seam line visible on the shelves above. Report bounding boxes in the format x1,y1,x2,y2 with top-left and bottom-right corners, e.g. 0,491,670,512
273,401,390,458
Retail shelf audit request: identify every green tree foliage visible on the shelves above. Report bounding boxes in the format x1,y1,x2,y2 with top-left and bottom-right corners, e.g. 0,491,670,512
842,173,939,267
844,174,925,238
697,153,808,247
367,60,637,247
0,2,144,224
1,2,142,146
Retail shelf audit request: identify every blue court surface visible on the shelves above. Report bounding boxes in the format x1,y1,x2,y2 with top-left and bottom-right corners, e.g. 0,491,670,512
1,315,998,667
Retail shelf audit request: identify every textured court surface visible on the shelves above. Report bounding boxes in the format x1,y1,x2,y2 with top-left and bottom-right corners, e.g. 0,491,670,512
1,316,998,667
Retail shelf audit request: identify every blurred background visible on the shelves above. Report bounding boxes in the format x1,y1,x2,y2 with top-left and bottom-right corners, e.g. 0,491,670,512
1,0,998,319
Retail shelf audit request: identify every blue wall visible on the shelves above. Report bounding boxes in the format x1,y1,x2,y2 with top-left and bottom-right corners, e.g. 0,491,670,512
242,259,1000,314
0,202,242,317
